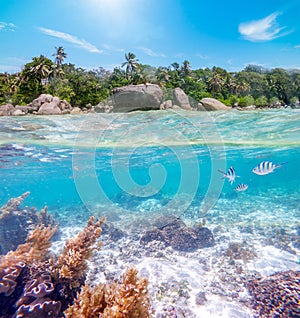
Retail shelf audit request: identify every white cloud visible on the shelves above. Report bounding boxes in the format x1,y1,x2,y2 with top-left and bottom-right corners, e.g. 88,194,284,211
196,53,209,60
238,12,289,42
295,45,300,49
0,22,16,31
137,47,167,58
38,27,102,53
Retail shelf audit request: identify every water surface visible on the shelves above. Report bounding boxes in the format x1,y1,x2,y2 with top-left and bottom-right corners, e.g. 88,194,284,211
0,109,299,229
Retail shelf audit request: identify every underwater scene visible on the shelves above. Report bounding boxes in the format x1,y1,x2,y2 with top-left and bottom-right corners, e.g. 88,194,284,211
0,109,299,317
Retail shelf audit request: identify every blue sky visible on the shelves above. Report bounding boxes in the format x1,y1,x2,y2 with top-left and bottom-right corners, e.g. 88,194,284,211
0,0,299,73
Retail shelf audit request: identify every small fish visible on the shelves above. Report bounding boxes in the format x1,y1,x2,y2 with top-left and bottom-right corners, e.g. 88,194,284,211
218,166,238,184
252,161,287,176
234,183,248,192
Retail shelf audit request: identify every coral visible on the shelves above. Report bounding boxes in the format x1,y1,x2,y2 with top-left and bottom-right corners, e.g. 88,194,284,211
0,192,57,254
140,215,214,251
15,271,61,318
0,225,57,317
0,225,57,269
64,283,106,318
0,216,102,317
55,216,104,284
246,270,300,318
0,261,25,296
224,242,257,261
64,267,151,318
0,212,152,318
104,267,150,318
15,299,61,318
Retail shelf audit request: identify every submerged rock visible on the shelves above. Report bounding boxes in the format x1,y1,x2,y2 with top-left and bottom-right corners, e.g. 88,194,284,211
140,215,214,252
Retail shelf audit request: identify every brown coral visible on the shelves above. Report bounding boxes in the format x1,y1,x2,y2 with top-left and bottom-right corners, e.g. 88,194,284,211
246,270,300,318
55,216,104,284
0,213,153,318
64,283,106,318
0,225,57,269
64,267,151,318
104,267,151,318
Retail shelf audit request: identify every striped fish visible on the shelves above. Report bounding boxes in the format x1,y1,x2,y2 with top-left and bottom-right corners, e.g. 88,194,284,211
218,166,238,184
252,161,287,176
234,183,248,192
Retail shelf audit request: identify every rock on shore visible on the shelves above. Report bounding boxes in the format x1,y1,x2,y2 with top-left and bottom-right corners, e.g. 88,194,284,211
0,94,75,116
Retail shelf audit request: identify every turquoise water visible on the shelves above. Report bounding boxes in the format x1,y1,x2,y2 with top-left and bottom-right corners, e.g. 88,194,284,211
0,109,299,229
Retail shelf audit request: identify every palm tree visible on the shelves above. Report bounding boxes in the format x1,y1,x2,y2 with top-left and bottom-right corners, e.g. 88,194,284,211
30,56,52,78
171,62,180,72
181,60,191,77
121,52,139,79
52,46,67,67
156,67,170,86
207,72,225,95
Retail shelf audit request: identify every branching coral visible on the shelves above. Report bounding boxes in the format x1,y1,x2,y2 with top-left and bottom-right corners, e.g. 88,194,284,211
0,225,57,269
0,192,57,254
64,267,151,318
55,216,104,284
103,267,151,318
246,270,300,317
64,283,106,318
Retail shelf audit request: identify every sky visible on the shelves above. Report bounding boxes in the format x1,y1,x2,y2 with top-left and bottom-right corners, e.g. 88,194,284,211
0,0,300,73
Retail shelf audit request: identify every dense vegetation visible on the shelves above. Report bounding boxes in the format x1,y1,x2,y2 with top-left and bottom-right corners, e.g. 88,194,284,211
1,47,299,108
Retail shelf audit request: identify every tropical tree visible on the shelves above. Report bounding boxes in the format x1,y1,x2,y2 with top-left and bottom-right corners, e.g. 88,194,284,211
121,52,139,79
155,67,170,86
16,55,54,103
30,56,53,79
207,72,225,96
267,68,293,104
52,46,67,67
180,60,191,77
171,62,180,72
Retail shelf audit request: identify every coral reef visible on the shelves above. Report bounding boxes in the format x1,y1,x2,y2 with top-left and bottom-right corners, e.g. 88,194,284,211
0,225,56,269
0,214,152,317
0,225,58,317
0,192,56,254
64,267,151,318
140,215,214,251
246,270,300,317
224,242,257,261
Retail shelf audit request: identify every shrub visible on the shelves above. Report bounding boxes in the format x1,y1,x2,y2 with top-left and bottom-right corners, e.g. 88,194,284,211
255,95,268,107
238,95,255,107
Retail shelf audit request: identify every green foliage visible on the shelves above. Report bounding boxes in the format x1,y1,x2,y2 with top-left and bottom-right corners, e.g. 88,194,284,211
238,95,255,107
290,96,299,105
269,96,280,107
1,52,300,108
255,95,268,107
228,95,239,106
